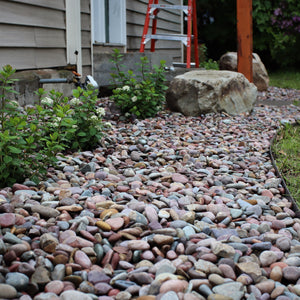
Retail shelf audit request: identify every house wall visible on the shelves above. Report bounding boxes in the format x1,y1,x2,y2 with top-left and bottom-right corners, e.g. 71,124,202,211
0,0,91,75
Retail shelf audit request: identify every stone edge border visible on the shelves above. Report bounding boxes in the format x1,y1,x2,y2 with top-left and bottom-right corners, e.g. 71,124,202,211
269,125,299,213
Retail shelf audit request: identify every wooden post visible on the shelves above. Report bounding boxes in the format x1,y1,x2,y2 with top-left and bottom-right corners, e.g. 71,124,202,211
237,0,253,82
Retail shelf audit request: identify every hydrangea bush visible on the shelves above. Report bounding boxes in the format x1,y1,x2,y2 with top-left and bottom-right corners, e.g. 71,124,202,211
110,49,168,119
0,65,108,187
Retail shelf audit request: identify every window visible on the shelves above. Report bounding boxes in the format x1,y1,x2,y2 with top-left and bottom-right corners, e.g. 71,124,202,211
92,0,126,45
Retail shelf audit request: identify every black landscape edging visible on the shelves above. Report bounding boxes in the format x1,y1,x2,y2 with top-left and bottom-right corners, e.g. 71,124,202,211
270,132,299,213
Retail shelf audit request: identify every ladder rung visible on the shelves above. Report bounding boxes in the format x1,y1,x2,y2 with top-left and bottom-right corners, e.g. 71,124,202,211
144,34,190,45
150,4,188,11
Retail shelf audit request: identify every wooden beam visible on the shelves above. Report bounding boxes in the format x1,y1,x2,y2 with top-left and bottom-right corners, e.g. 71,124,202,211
237,0,253,82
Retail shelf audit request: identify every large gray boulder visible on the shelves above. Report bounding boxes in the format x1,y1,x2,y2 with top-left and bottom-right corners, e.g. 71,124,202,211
219,52,269,91
166,70,257,116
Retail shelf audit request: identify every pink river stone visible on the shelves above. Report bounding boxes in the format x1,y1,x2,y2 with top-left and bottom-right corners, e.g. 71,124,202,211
45,280,64,295
105,217,124,231
63,236,94,248
159,279,188,293
171,173,189,184
74,250,92,269
0,213,15,227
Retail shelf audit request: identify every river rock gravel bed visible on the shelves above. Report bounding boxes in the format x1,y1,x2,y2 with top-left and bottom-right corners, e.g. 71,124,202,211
0,89,300,300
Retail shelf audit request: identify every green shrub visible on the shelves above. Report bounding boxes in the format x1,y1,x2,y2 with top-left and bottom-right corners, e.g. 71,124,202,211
110,49,168,119
0,65,106,187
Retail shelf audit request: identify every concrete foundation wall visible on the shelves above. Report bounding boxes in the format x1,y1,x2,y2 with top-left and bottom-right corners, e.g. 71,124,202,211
8,69,74,106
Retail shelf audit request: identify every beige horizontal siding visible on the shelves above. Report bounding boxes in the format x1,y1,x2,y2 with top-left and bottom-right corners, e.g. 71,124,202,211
0,25,66,48
0,1,65,29
9,0,65,10
0,48,66,70
0,0,92,75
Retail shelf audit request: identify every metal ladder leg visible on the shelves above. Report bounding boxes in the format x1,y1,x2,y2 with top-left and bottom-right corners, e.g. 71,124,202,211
140,0,154,52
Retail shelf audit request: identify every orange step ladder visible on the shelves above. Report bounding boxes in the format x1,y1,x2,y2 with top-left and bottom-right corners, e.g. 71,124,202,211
140,0,199,68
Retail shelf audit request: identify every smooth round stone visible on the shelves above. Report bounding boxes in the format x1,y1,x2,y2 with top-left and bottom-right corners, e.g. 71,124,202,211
218,264,236,280
0,283,18,298
105,217,124,231
127,240,150,251
251,242,272,251
160,291,179,300
198,284,213,297
212,282,244,300
159,279,188,293
285,256,300,267
208,274,225,286
114,280,138,290
5,272,29,290
183,226,196,239
230,209,243,219
96,221,112,231
282,266,300,281
153,234,174,245
128,272,153,285
255,279,275,294
276,236,291,251
141,250,155,261
45,280,64,294
88,271,111,285
115,291,131,300
60,290,93,300
79,281,96,294
159,210,170,219
33,292,60,300
259,251,278,267
270,286,285,298
74,250,92,269
94,282,113,295
145,206,158,223
51,264,66,281
0,213,15,227
270,265,282,281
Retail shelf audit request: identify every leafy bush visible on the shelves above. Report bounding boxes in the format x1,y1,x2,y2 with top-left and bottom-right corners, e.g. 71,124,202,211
0,65,106,187
253,0,300,68
198,44,219,70
110,49,168,119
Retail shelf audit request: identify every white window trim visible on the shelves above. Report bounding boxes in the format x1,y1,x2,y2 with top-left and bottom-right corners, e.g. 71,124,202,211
66,0,82,75
91,0,127,46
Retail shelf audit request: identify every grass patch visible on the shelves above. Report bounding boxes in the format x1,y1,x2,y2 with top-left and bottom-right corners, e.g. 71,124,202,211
272,122,300,205
269,70,300,90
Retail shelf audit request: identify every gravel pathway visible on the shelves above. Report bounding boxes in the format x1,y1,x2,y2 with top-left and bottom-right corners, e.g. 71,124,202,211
0,88,300,300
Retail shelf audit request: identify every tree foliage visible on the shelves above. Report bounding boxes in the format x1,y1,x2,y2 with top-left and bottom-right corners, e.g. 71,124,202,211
191,0,300,69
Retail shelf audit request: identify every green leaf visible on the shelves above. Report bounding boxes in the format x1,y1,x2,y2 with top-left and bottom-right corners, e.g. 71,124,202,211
3,156,13,163
8,146,22,154
77,131,86,137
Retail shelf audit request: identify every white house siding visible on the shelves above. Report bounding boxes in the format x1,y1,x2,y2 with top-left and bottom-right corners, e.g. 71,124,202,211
0,0,91,75
126,0,182,62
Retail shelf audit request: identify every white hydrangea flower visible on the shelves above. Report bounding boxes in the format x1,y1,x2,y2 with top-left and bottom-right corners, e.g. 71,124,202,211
41,97,53,106
105,122,112,128
70,97,80,105
132,96,137,102
90,115,98,121
135,84,141,89
52,122,59,127
96,107,105,117
122,85,130,91
72,125,78,129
